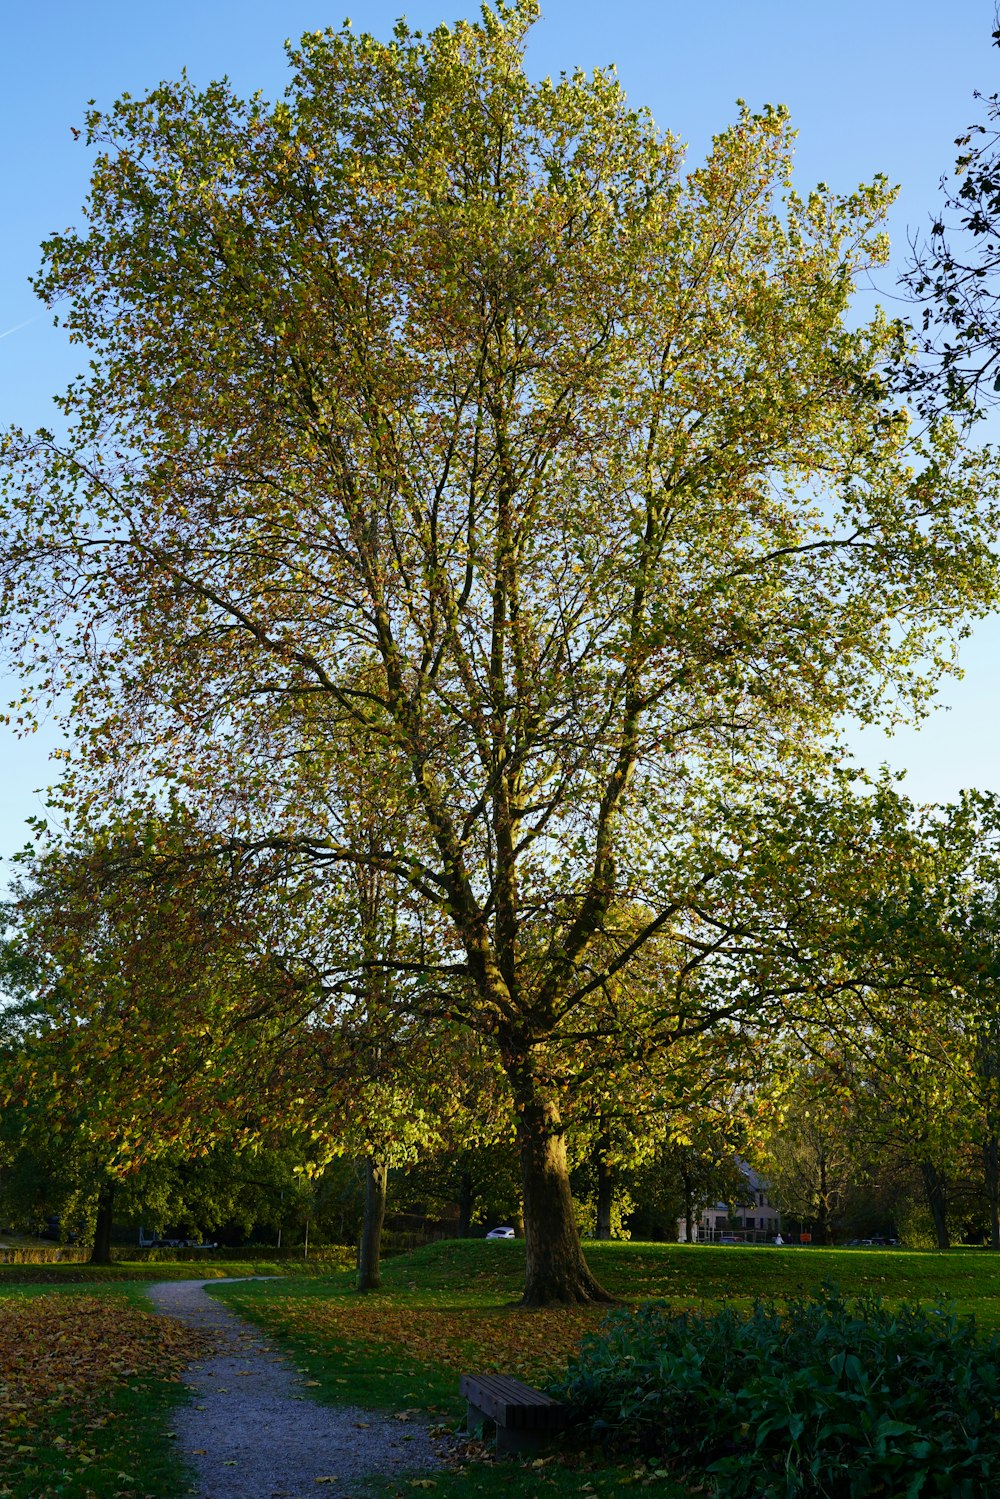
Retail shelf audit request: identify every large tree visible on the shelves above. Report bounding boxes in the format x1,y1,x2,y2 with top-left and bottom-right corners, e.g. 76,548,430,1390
901,22,1000,414
2,1,998,1302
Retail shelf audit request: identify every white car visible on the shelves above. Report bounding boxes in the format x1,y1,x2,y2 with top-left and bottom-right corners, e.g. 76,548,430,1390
485,1226,515,1239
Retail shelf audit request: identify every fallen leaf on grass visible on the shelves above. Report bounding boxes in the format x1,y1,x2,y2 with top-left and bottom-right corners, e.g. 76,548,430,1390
0,1294,213,1452
251,1296,599,1385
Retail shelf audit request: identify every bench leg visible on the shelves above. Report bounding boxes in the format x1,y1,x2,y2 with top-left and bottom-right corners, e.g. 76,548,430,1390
465,1400,555,1458
495,1425,548,1457
465,1402,495,1442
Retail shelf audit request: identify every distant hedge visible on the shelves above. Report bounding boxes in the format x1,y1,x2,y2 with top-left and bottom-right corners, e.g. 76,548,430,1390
0,1242,356,1269
0,1246,90,1265
112,1244,356,1265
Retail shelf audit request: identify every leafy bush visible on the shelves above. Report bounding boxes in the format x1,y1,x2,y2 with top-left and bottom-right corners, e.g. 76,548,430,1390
551,1285,1000,1497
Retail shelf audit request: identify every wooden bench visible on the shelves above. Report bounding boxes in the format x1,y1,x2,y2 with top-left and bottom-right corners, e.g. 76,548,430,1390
459,1372,567,1456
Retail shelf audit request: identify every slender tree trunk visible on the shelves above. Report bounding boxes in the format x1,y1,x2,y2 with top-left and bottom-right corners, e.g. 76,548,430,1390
458,1169,474,1239
920,1160,950,1250
594,1132,613,1241
89,1181,115,1266
817,1151,833,1245
985,1137,1000,1250
357,1158,388,1291
506,1047,612,1305
680,1160,695,1242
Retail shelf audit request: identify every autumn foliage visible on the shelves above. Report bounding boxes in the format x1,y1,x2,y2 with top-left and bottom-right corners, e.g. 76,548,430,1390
3,0,1000,1304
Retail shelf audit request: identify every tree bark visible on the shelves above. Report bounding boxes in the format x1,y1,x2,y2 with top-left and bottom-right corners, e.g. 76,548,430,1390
458,1169,473,1239
507,1050,612,1305
89,1181,115,1266
985,1137,1000,1250
817,1150,833,1245
920,1159,950,1250
357,1158,388,1291
594,1132,613,1241
680,1157,695,1242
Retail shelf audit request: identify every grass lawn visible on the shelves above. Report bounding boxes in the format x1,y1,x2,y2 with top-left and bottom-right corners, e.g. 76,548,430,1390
0,1263,338,1498
0,1257,333,1284
0,1281,214,1499
209,1237,1000,1495
5,1239,1000,1497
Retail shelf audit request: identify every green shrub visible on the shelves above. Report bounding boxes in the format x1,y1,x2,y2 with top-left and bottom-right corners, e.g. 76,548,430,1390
551,1285,1000,1497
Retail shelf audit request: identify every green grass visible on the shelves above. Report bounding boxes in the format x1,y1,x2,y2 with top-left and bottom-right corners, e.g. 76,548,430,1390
210,1239,1000,1496
9,1238,1000,1498
586,1240,1000,1324
0,1258,303,1285
0,1282,197,1499
0,1278,158,1303
212,1265,466,1414
367,1454,692,1497
2,1369,193,1499
212,1235,1000,1312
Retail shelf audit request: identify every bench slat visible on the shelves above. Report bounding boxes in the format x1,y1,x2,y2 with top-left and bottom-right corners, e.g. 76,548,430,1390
463,1375,554,1405
460,1372,566,1431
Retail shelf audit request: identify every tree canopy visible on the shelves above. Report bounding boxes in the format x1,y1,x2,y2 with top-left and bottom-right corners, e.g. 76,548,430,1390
2,0,999,1302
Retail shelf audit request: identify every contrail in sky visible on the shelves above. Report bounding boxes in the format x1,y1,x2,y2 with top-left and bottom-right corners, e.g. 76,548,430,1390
0,317,38,342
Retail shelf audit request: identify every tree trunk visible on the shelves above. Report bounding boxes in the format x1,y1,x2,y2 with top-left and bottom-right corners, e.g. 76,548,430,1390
357,1158,388,1292
458,1169,474,1239
680,1159,695,1242
594,1132,613,1241
920,1159,950,1250
89,1181,115,1266
507,1052,612,1305
985,1137,1000,1251
817,1150,833,1245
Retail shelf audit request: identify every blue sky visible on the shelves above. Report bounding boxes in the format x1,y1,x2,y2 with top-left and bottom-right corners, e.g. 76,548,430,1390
0,0,997,865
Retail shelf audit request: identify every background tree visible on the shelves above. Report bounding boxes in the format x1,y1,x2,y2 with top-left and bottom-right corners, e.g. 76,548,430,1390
627,1123,748,1243
753,1055,870,1245
901,21,1000,414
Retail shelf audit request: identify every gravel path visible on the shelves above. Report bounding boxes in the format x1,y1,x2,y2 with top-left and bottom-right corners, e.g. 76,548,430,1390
146,1279,444,1499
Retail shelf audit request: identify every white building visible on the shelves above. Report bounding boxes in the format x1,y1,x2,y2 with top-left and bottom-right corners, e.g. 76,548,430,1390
679,1161,781,1243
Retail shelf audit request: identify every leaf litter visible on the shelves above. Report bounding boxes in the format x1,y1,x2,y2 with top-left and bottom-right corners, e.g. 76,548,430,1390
256,1297,601,1383
0,1292,213,1493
